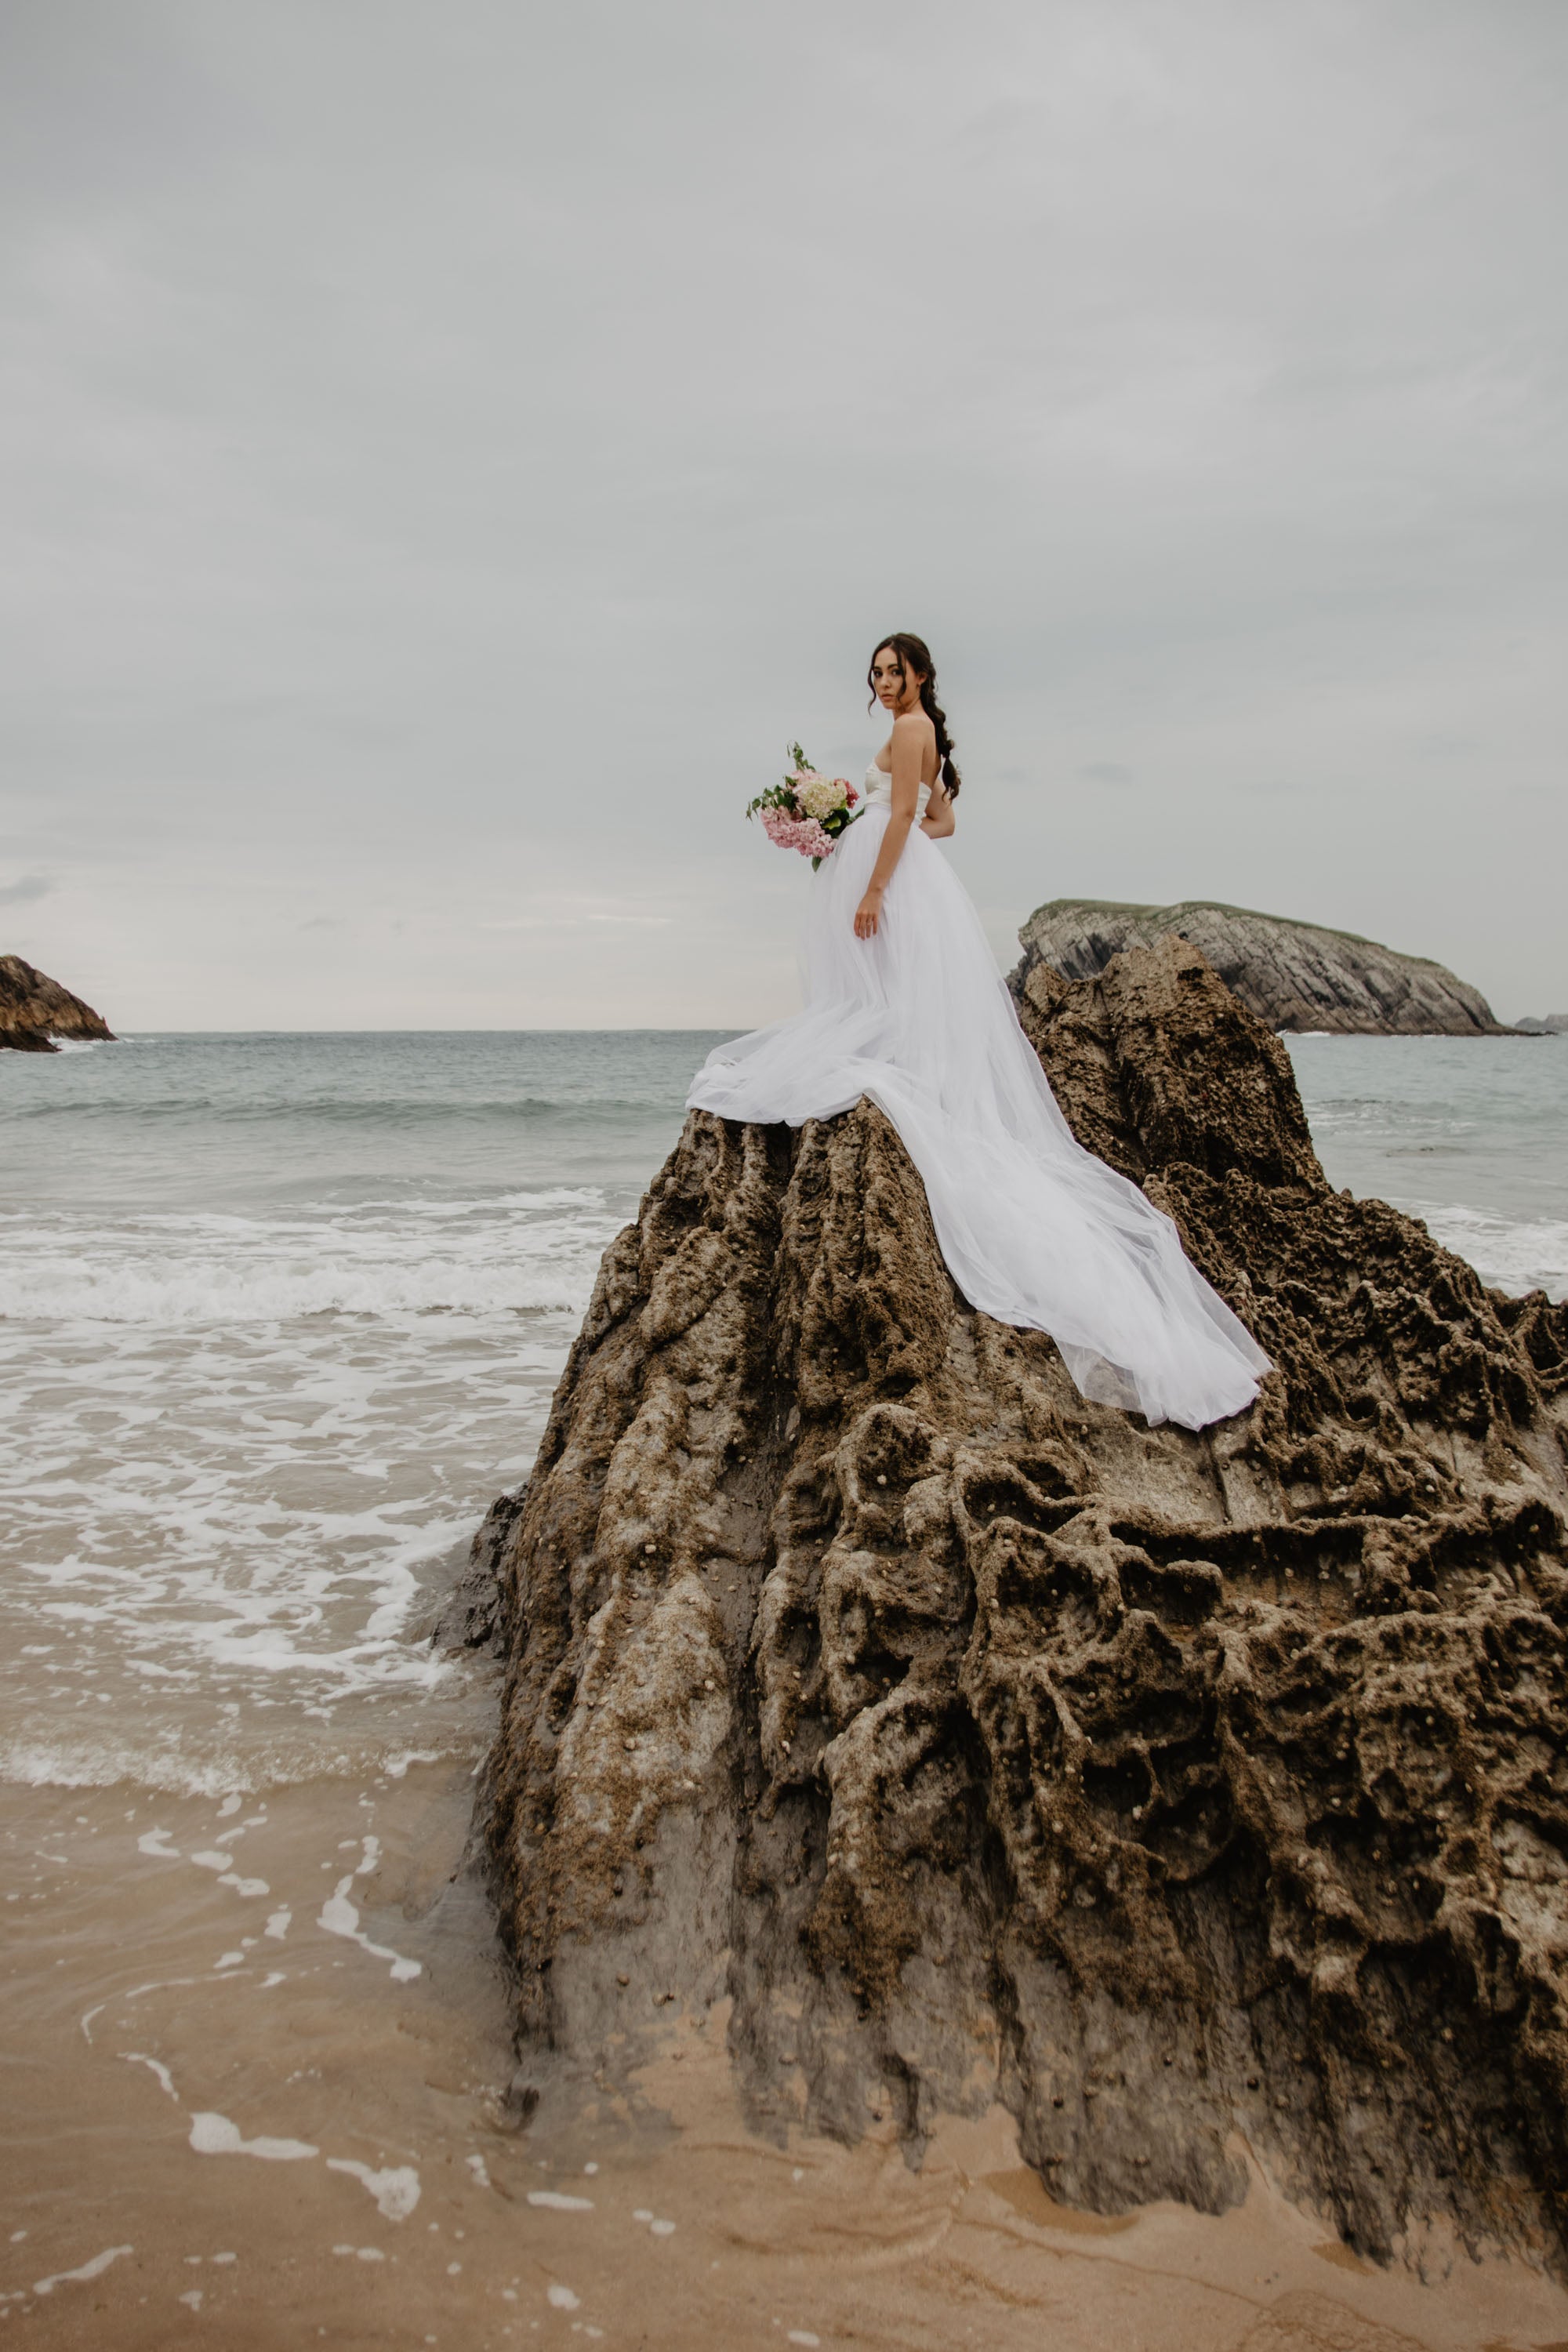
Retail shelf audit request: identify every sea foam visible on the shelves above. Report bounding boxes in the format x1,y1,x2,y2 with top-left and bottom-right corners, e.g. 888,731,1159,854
0,1193,610,1323
1419,1206,1568,1304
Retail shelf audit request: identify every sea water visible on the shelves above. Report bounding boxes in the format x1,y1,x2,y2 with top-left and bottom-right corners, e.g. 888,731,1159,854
3,1027,1566,2344
1,1031,717,1799
2,1027,1564,1802
1285,1033,1568,1301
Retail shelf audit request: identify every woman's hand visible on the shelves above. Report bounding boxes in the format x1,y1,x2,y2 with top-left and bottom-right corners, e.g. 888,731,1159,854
854,884,885,940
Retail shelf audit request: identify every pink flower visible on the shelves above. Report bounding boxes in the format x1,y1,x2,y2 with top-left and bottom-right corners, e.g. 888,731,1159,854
760,808,836,860
843,781,859,806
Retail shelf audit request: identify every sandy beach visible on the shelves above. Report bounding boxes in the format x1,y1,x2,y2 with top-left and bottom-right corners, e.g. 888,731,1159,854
9,1766,1568,2350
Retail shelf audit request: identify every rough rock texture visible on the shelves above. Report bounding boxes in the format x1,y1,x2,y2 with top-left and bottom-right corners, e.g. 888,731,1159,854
0,955,114,1053
478,937,1568,2274
431,1499,519,1657
1011,898,1508,1036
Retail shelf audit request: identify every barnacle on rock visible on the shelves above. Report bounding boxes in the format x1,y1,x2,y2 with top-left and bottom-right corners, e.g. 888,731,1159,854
470,937,1568,2270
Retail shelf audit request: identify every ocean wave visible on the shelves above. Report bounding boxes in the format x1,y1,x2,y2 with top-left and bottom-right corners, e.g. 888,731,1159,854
0,1190,623,1324
1417,1206,1568,1303
0,1734,485,1798
0,1294,541,1776
0,1257,598,1323
0,1185,609,1230
7,1094,686,1125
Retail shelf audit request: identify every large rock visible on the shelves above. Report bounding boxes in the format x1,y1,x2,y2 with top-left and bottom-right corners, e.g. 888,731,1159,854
0,955,114,1053
1011,898,1508,1035
475,937,1568,2273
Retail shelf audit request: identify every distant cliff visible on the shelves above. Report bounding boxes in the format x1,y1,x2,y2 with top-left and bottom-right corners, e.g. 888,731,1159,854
1011,899,1509,1036
0,956,114,1053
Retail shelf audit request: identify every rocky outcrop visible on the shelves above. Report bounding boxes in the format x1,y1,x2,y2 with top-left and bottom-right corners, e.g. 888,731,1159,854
1011,899,1508,1036
1517,1015,1568,1036
476,937,1568,2274
0,956,114,1052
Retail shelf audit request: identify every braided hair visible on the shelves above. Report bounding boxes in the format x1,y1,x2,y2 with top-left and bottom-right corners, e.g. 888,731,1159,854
866,633,961,798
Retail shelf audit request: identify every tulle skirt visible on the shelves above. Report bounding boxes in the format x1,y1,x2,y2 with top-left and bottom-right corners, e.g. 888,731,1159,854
688,808,1269,1430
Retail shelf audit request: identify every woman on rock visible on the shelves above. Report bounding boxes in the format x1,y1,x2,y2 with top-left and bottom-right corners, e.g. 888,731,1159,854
687,633,1269,1432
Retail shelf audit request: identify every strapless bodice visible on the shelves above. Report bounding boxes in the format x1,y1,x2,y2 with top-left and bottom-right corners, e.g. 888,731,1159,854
864,761,932,819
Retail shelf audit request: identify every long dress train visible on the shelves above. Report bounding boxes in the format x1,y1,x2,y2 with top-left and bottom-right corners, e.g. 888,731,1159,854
687,764,1269,1431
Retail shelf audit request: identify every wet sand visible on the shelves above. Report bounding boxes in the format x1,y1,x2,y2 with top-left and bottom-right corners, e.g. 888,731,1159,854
6,1762,1568,2350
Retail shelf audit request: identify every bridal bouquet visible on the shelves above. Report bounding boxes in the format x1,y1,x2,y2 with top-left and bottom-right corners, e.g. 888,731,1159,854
745,745,860,871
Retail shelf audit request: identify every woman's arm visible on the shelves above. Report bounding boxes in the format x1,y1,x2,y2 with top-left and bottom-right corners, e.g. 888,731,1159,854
854,713,926,939
920,780,955,840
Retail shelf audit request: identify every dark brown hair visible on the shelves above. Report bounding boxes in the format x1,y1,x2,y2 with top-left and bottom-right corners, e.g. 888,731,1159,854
866,633,961,798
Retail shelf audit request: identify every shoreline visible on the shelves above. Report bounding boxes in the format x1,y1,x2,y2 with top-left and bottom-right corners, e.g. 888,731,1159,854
6,1763,1568,2350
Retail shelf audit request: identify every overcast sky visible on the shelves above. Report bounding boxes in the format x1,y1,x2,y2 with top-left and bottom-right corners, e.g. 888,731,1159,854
2,0,1563,1029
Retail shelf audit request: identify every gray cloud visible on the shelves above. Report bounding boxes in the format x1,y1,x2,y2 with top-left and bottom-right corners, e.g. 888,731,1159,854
0,0,1564,1025
0,874,53,906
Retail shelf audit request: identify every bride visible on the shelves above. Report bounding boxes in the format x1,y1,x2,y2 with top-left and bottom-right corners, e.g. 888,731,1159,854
688,633,1269,1432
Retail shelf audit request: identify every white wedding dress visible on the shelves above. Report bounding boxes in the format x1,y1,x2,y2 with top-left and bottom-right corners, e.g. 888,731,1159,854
687,760,1269,1430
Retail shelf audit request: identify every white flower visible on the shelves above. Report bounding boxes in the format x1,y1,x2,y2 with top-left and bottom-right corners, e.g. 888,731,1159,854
797,775,847,820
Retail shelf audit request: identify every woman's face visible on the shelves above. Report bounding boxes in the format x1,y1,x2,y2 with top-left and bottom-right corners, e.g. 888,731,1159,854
871,646,924,714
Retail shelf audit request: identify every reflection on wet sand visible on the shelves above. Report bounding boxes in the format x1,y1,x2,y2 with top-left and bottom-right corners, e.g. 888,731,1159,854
5,1762,1568,2350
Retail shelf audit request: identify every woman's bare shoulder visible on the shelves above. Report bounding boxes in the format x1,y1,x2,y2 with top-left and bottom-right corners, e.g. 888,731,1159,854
891,708,935,741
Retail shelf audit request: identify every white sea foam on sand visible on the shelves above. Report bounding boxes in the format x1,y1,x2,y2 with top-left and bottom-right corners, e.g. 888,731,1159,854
0,1182,625,1795
325,2159,422,2220
30,2245,135,2295
189,2112,318,2161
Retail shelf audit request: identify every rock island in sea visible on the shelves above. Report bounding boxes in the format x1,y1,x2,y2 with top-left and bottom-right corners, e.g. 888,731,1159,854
459,935,1568,2274
0,954,114,1052
1012,898,1511,1035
